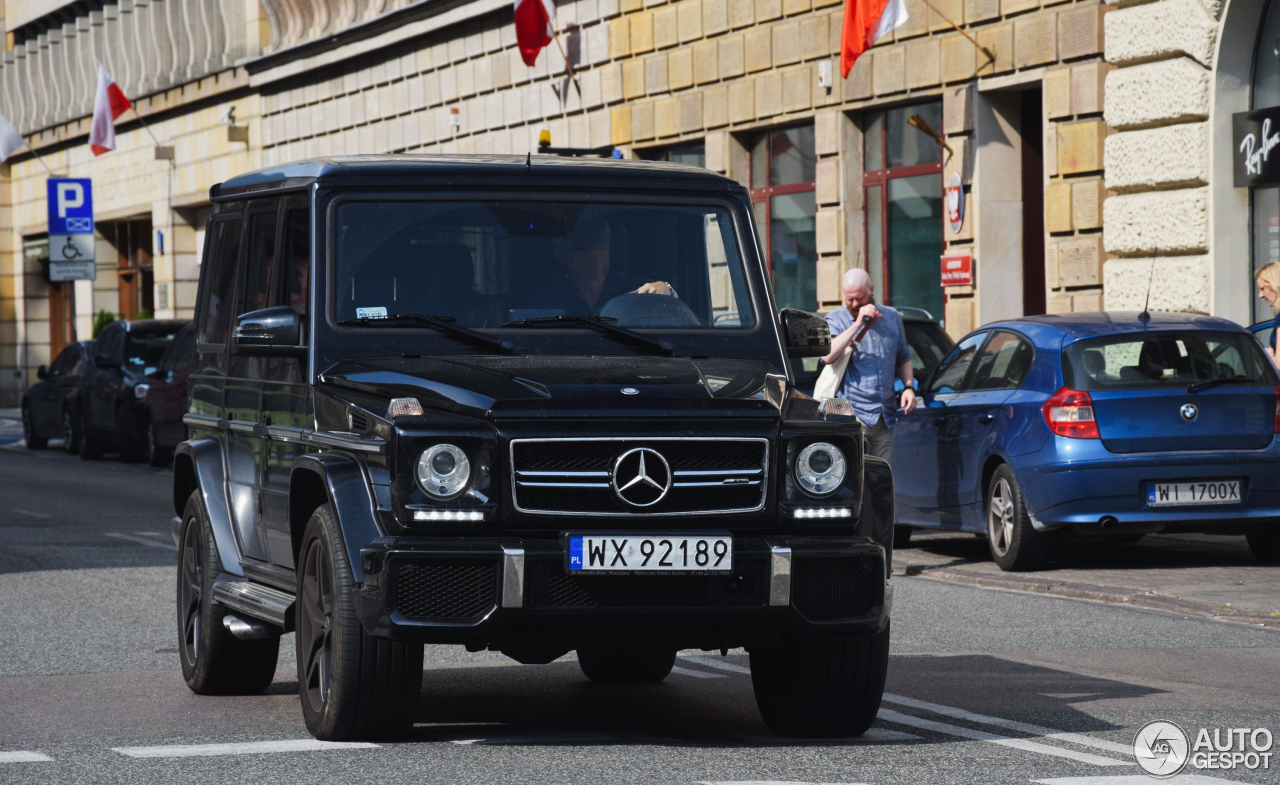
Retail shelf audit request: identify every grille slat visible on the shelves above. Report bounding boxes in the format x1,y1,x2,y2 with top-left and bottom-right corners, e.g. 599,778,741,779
791,557,882,620
511,438,768,516
394,559,498,621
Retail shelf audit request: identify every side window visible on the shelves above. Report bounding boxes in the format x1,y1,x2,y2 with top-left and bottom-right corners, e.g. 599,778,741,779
238,207,280,317
48,346,76,376
175,331,197,374
280,205,310,321
96,326,122,363
927,332,986,393
199,217,243,345
969,331,1035,390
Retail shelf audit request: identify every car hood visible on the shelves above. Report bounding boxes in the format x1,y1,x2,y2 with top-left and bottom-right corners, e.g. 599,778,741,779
319,355,789,419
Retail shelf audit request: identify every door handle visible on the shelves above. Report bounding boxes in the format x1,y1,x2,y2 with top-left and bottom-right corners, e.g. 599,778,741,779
979,413,995,424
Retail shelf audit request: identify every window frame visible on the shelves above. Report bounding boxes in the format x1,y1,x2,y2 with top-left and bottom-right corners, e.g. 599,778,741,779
965,329,1036,392
748,126,817,305
925,329,988,394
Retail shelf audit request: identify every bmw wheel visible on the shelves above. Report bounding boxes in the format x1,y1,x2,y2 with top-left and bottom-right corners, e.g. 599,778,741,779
986,465,1047,571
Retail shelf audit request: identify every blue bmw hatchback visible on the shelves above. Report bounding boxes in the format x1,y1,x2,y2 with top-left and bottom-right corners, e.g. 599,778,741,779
891,312,1280,570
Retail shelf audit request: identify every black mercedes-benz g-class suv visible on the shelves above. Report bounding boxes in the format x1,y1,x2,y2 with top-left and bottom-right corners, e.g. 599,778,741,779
172,155,894,741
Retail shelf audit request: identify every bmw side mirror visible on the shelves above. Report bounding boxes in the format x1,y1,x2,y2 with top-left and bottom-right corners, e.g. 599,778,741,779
36,365,47,380
779,308,831,358
233,306,305,359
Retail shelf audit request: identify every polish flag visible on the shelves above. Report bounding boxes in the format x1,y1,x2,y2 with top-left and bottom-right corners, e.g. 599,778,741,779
89,63,132,156
514,0,555,67
839,0,909,77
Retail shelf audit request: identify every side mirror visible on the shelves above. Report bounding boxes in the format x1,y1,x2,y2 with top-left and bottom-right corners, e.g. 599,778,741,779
233,306,304,358
779,308,831,358
36,365,47,380
93,354,117,369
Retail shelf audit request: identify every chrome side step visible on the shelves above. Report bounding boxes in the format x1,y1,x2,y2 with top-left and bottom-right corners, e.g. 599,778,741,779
212,581,295,631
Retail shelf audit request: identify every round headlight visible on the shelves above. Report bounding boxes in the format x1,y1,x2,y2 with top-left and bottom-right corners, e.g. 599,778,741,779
795,442,846,497
416,444,471,500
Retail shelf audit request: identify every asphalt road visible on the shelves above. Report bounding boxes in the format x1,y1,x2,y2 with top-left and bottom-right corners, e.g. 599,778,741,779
2,445,1278,784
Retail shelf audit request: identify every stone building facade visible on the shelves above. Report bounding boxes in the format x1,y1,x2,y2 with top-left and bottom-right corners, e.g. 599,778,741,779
0,0,1271,407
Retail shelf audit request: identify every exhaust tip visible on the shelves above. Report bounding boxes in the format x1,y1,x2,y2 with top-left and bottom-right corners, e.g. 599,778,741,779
1099,516,1119,531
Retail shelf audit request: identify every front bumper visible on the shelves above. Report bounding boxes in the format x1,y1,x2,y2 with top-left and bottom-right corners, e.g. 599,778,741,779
355,535,889,650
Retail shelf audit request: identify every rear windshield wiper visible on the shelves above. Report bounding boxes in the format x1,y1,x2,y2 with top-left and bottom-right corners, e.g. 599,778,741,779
337,314,513,354
500,314,674,356
1185,377,1259,394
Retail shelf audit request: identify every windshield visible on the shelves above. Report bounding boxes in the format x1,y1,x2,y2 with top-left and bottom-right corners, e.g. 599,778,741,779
333,200,756,330
1062,331,1278,391
126,328,183,373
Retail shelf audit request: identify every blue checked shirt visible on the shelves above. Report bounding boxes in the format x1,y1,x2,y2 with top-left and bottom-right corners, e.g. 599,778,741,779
824,305,912,427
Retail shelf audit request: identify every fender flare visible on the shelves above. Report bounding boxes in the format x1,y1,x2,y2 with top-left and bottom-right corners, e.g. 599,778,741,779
292,453,383,584
859,455,895,574
172,438,244,577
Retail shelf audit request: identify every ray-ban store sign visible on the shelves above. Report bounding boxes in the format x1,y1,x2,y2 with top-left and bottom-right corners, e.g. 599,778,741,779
1235,107,1280,187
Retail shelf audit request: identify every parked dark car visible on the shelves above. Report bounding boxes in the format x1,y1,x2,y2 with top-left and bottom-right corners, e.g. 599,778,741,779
139,322,197,466
172,156,896,743
893,312,1280,569
80,319,188,461
793,306,955,398
21,340,94,452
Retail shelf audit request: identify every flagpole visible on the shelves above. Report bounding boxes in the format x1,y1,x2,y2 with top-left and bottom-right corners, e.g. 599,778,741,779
552,32,579,90
19,141,59,177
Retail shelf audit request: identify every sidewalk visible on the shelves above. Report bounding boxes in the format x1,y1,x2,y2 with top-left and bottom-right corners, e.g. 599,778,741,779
895,531,1280,628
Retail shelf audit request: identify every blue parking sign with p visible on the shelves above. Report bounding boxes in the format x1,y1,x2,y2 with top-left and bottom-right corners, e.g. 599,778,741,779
47,178,93,235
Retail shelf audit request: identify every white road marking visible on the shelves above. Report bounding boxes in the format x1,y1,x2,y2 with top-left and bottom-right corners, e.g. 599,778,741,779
670,665,726,679
1035,776,1244,784
0,751,53,763
882,693,1133,755
1041,693,1104,700
877,709,1131,767
451,731,617,745
113,740,379,758
103,532,178,551
10,509,51,518
679,655,752,674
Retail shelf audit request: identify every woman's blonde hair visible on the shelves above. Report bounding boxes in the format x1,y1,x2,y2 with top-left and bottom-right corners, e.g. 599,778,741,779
1257,262,1280,314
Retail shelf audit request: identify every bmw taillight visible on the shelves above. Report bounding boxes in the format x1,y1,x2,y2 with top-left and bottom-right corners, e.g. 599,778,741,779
1042,387,1099,439
1273,385,1280,434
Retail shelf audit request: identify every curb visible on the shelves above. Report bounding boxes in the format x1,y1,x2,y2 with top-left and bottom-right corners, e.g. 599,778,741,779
894,561,1280,628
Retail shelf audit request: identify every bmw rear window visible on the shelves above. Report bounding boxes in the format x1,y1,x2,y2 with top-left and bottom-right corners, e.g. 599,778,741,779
1062,331,1279,391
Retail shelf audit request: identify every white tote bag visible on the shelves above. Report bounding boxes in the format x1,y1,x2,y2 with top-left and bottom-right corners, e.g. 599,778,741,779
812,347,851,400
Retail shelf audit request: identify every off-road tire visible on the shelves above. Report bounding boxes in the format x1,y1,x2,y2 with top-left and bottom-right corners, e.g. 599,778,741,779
892,525,912,549
178,490,280,695
749,622,891,737
62,407,82,454
1246,526,1280,564
296,504,423,740
79,409,106,460
986,465,1048,571
577,645,676,685
21,404,47,449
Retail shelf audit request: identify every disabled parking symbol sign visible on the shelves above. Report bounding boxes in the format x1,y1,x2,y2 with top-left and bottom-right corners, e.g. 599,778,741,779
47,178,96,279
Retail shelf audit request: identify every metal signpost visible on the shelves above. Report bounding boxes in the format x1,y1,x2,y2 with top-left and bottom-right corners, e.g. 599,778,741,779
47,178,96,282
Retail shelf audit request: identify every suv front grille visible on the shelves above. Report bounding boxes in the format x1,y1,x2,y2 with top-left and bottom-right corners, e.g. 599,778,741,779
393,559,498,621
511,437,769,516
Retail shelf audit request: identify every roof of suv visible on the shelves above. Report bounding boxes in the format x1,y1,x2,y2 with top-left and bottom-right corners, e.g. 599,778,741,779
213,155,745,200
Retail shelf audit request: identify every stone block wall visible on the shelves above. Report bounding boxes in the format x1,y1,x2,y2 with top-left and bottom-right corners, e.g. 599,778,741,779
1100,0,1219,313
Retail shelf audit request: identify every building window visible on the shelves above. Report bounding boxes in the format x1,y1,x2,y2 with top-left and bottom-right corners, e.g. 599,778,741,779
749,126,816,312
863,102,945,319
640,141,706,168
1253,3,1280,323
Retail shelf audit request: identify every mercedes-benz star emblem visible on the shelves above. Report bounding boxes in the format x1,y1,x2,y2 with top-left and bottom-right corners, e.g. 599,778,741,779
1180,403,1198,422
621,387,639,395
611,447,672,507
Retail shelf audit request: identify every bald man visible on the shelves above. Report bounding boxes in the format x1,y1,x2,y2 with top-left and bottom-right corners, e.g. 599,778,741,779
821,269,916,462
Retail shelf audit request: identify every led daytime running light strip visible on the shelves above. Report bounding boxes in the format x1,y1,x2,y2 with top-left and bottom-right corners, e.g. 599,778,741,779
792,507,853,519
413,510,486,522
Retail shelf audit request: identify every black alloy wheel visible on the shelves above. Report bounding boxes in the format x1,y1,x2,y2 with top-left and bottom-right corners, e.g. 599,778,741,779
577,644,676,685
21,404,47,449
62,408,81,454
295,505,423,740
177,490,280,695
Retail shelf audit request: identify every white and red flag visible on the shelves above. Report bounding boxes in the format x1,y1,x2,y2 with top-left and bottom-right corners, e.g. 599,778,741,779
839,0,908,77
514,0,555,66
89,63,132,156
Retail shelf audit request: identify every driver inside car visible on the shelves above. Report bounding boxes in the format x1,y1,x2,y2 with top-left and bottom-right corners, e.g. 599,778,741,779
536,217,676,314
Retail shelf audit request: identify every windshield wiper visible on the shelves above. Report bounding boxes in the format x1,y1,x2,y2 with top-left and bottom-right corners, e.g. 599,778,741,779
337,314,513,354
500,314,674,356
1186,377,1257,394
